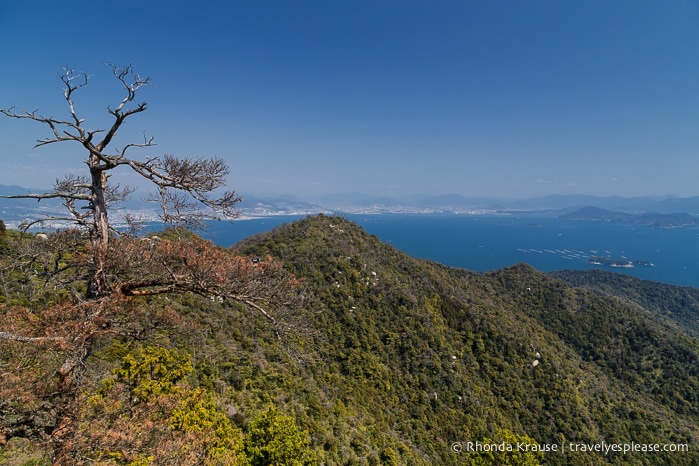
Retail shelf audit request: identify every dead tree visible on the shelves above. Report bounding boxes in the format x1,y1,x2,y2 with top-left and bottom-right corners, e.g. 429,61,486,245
1,64,241,298
0,66,307,459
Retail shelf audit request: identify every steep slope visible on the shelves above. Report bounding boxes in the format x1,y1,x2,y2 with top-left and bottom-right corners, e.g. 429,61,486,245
4,215,699,464
235,215,699,465
550,269,699,339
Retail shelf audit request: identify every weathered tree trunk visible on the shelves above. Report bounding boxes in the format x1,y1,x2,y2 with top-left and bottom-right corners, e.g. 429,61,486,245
88,164,110,298
0,65,251,460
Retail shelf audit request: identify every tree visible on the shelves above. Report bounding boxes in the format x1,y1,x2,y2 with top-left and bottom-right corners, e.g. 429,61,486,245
0,66,304,461
75,345,247,464
1,64,240,298
244,406,316,466
0,220,6,251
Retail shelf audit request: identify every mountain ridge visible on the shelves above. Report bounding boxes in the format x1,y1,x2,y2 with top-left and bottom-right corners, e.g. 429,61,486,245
232,214,699,464
551,268,699,340
2,214,699,464
4,184,699,224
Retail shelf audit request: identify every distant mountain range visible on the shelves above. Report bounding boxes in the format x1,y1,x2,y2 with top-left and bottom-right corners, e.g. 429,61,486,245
285,192,699,217
3,184,699,227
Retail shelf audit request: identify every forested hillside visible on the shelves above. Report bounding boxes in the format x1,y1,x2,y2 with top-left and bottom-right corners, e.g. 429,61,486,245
551,269,699,339
2,215,698,464
234,215,699,465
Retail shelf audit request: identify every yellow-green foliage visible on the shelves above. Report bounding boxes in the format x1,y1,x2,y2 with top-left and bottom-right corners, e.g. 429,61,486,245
6,216,699,465
127,455,155,466
79,346,247,465
244,406,317,466
172,388,246,464
113,345,193,402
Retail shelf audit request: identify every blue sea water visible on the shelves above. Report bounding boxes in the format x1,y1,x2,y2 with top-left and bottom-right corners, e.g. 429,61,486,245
199,214,699,289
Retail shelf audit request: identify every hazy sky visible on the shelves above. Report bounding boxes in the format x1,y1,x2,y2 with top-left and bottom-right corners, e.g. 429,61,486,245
1,1,698,199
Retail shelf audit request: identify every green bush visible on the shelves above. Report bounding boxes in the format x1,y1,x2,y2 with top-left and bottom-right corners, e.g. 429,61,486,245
244,406,317,466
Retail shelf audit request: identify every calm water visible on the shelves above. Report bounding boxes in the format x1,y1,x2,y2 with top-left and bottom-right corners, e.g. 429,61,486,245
199,214,699,288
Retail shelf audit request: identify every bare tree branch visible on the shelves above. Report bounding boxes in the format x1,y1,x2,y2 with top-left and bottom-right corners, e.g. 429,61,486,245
2,64,242,297
0,65,305,460
96,64,151,152
60,66,89,127
0,191,91,202
0,331,65,343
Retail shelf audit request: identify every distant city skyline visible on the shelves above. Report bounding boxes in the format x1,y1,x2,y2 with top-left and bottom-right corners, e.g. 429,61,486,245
1,1,698,200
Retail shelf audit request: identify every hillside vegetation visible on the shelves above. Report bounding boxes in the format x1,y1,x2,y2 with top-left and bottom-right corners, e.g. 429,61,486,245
551,269,699,340
1,215,698,464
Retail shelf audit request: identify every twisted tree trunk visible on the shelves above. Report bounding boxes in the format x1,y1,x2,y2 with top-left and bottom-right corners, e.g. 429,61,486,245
87,162,110,298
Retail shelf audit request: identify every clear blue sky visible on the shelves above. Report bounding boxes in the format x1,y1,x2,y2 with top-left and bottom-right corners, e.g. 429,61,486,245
1,1,698,199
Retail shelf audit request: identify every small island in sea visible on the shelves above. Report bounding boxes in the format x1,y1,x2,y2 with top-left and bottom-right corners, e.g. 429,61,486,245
561,206,699,228
589,256,655,268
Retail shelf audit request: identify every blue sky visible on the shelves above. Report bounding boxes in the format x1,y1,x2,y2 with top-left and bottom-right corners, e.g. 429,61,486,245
1,1,698,200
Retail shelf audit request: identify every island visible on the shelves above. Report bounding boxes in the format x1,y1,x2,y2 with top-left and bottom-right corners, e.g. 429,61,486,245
561,206,699,228
588,256,655,268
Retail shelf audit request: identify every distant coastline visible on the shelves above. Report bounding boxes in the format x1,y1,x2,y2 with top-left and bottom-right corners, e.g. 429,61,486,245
189,214,699,288
4,184,699,230
560,206,699,228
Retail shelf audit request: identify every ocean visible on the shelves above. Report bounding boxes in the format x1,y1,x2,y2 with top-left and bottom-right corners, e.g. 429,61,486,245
198,214,699,289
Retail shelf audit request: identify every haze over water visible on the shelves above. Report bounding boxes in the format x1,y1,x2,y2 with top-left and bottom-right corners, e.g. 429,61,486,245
201,214,699,289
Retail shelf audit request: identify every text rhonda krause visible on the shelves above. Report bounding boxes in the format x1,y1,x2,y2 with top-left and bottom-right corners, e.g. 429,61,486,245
452,441,689,455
